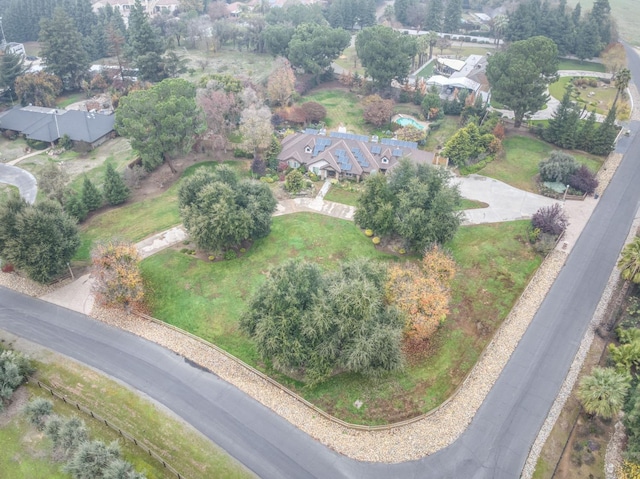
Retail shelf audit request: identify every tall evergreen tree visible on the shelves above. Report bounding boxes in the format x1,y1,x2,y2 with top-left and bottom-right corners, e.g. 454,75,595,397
574,16,601,61
591,107,618,156
545,86,580,149
103,163,130,206
0,53,25,100
590,0,612,45
577,110,597,153
81,176,103,211
39,7,90,90
443,0,461,33
126,0,166,81
424,0,443,32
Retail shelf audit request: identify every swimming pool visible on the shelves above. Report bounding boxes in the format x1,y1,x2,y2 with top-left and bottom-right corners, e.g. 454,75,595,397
395,116,425,130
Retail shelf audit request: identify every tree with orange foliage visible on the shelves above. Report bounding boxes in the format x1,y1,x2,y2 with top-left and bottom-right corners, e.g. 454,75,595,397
92,240,144,310
386,246,456,341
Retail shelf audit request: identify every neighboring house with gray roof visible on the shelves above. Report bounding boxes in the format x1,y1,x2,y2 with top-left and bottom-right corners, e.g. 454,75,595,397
279,130,434,181
0,106,115,149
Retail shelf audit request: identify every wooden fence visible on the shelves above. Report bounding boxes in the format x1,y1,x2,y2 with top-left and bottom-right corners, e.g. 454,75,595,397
30,378,184,479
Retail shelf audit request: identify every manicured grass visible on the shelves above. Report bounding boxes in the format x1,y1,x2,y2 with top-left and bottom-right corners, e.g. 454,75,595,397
459,198,488,210
75,160,249,262
141,213,399,364
423,115,460,151
416,60,436,79
301,90,366,133
55,92,85,109
324,182,362,206
557,58,607,72
479,136,604,192
142,215,541,424
549,76,618,115
26,355,251,479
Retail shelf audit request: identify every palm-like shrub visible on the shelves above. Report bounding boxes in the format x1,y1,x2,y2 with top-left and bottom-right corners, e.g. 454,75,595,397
619,237,640,284
577,367,630,419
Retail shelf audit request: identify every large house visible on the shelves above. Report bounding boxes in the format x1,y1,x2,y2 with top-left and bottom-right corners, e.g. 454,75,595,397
278,130,434,181
0,106,115,149
428,54,491,104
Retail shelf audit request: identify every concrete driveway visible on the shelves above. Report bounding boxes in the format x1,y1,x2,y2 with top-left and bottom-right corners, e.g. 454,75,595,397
453,174,558,224
0,163,37,204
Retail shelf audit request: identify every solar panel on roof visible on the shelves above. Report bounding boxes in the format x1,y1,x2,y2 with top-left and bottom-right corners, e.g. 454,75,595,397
334,148,352,171
329,131,370,142
351,147,369,168
381,138,418,149
371,145,382,154
305,128,319,135
392,149,403,157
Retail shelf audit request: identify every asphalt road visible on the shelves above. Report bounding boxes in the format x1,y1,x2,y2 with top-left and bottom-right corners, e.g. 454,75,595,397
0,163,37,203
1,53,640,479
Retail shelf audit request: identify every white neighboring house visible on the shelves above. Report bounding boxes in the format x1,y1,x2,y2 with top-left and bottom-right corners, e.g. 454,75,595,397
92,0,180,19
4,42,25,57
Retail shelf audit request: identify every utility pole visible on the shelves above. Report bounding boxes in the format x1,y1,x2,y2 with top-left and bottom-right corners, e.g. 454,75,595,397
0,17,7,49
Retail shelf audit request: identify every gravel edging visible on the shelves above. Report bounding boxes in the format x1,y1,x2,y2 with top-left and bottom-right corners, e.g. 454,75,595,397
89,249,567,462
521,213,640,479
0,272,71,298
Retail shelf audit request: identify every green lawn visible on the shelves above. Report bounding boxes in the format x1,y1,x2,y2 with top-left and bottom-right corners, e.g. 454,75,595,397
423,115,460,151
416,60,436,79
142,215,540,424
0,416,69,479
324,183,362,206
557,58,607,72
141,213,399,364
21,355,251,479
549,76,618,115
55,92,85,109
75,160,249,262
479,136,604,192
301,90,366,133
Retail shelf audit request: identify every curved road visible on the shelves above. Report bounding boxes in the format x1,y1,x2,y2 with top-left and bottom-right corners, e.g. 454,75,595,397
2,50,640,479
0,163,37,203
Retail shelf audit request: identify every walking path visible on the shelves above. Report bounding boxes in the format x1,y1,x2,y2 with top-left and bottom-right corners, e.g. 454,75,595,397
37,173,583,316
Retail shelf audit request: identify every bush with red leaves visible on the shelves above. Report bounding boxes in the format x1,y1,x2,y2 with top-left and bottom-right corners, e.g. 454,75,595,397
532,203,568,236
1,263,15,273
568,165,599,195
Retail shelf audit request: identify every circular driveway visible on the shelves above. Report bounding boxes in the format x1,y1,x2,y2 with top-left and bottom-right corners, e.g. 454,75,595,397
0,163,37,204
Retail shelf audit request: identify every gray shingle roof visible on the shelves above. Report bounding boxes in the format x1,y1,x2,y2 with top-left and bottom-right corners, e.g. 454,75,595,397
0,106,115,143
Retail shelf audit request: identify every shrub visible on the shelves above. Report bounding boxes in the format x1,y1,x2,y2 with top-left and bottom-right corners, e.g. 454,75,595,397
284,169,305,194
364,229,373,237
58,134,73,150
224,250,237,260
532,203,568,236
372,236,381,245
208,255,215,261
239,247,246,253
260,176,275,183
568,165,598,195
539,151,579,183
0,350,34,410
1,263,14,273
532,232,557,255
300,101,327,123
24,398,53,431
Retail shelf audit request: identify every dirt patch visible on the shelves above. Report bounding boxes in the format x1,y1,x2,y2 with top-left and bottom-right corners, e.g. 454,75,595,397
0,386,29,427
